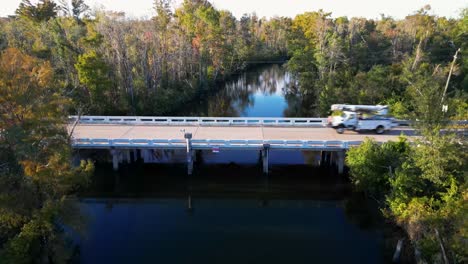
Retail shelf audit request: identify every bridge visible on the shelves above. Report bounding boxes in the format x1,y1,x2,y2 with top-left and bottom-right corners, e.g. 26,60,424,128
69,116,414,175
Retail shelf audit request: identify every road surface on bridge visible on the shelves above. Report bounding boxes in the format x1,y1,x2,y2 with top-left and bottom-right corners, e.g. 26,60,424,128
69,124,415,142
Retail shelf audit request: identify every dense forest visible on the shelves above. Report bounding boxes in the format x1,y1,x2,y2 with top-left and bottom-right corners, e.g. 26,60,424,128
0,0,466,263
286,6,467,117
0,0,290,115
0,1,466,118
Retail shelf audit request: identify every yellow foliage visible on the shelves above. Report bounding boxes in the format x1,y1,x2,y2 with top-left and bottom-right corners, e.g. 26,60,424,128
0,48,58,130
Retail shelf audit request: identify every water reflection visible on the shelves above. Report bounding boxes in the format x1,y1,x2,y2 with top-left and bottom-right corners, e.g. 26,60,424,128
215,64,289,117
180,64,318,117
77,165,385,264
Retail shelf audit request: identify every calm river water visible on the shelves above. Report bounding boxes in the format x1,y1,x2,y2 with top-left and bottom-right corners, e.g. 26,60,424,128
77,64,391,263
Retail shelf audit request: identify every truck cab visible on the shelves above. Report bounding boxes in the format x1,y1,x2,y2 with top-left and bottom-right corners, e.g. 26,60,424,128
329,104,396,134
330,111,358,131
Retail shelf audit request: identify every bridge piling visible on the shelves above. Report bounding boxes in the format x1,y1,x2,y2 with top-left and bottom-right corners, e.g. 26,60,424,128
124,150,131,164
185,133,193,175
337,151,345,174
322,152,330,167
110,148,119,171
319,151,325,167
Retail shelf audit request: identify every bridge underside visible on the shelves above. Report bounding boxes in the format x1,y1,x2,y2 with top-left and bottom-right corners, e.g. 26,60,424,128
70,124,413,175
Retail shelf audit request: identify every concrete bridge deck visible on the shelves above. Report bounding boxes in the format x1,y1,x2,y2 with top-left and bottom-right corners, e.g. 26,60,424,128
70,124,413,145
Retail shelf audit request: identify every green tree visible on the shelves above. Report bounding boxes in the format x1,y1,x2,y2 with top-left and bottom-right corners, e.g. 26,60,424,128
346,137,410,199
385,130,466,262
347,48,467,262
71,0,89,19
75,50,112,113
154,0,173,88
0,48,93,263
16,0,58,23
453,8,468,90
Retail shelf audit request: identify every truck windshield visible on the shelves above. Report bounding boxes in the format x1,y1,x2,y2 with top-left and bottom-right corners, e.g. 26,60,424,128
341,113,355,119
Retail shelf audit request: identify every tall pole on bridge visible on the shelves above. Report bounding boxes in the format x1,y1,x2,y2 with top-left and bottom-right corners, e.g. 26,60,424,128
185,132,193,175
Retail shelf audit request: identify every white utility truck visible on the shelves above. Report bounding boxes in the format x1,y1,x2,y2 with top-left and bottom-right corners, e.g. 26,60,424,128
328,104,397,134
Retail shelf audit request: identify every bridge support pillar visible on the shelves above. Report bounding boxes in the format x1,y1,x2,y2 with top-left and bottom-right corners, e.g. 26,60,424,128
110,148,119,171
337,151,345,175
262,144,270,174
322,151,331,167
185,133,193,175
133,149,141,162
125,150,131,164
320,151,325,167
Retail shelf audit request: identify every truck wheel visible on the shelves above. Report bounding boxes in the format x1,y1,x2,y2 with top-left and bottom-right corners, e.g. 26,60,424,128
375,125,385,134
336,125,345,134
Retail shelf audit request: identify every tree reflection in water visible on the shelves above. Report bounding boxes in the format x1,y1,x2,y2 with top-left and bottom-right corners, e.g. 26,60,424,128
179,63,319,118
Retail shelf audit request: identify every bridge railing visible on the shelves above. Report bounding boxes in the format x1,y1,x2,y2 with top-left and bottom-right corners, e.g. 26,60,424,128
69,116,328,127
70,116,468,128
71,138,363,150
